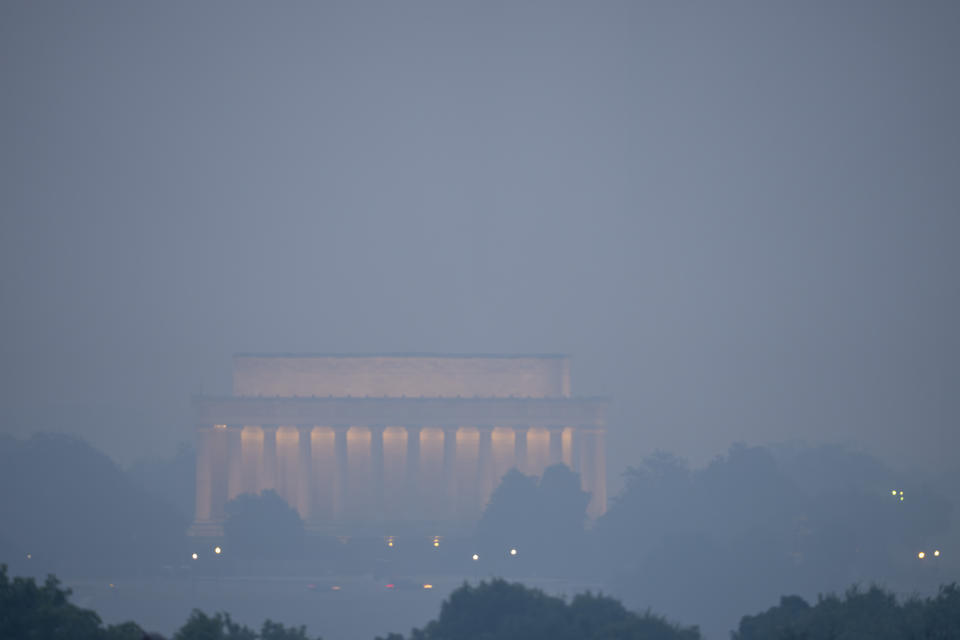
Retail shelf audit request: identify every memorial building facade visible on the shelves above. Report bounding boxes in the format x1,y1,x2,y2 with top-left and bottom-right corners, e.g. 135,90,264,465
190,354,608,536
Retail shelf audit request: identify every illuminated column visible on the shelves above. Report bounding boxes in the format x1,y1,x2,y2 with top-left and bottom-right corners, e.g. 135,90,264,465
477,426,494,507
594,429,607,516
382,427,408,521
333,426,349,520
580,429,607,518
514,427,528,473
226,425,243,501
371,425,385,520
569,428,582,473
405,425,421,516
310,427,336,522
240,426,262,494
261,426,278,493
297,426,313,521
418,427,445,519
194,426,214,522
442,426,458,518
562,427,575,470
210,425,229,520
548,426,563,467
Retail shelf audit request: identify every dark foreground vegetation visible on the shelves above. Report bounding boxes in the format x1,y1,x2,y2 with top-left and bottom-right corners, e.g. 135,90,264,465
734,583,960,640
373,579,699,640
4,564,960,640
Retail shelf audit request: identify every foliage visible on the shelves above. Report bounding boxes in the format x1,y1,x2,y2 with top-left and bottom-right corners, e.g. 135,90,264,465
0,433,187,576
173,609,320,640
127,442,196,522
595,444,956,638
377,579,700,640
734,583,960,640
0,563,146,640
223,490,305,561
476,464,590,574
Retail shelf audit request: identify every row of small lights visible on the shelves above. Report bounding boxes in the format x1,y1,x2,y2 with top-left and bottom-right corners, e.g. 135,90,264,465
191,546,222,560
388,536,517,557
892,490,947,561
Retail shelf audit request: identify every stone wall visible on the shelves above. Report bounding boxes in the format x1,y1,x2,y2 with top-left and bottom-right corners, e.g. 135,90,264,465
233,354,572,398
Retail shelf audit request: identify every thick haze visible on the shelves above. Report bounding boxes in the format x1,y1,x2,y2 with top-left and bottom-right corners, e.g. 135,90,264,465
2,1,958,482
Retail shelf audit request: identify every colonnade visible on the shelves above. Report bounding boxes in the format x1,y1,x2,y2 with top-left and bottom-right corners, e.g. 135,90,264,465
194,423,607,531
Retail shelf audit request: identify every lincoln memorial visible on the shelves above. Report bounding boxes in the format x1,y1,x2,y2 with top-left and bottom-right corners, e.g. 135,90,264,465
190,354,608,536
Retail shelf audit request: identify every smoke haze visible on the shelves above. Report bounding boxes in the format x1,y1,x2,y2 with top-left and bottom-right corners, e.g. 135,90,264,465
2,1,958,494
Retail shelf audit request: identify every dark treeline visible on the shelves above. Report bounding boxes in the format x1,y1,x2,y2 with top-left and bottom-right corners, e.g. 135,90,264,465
3,564,960,640
591,444,955,636
0,434,188,578
0,433,956,637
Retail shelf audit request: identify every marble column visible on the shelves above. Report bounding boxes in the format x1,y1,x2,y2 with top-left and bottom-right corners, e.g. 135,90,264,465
333,426,349,520
442,426,458,518
580,429,607,518
371,425,385,520
297,426,313,521
593,429,607,516
261,426,278,493
477,426,494,507
194,426,214,523
226,426,243,501
210,426,229,521
513,427,528,474
548,426,564,467
405,426,421,516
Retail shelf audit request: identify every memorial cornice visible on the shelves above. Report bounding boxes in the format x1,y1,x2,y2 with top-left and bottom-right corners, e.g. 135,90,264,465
193,395,608,429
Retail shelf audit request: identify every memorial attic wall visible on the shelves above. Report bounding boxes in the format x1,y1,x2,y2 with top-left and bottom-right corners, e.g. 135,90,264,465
232,354,573,399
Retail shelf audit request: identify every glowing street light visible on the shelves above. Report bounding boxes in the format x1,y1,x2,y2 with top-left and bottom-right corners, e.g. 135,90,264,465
191,553,198,560
432,536,441,548
934,550,941,557
472,553,479,561
509,548,518,557
214,546,222,555
918,551,926,559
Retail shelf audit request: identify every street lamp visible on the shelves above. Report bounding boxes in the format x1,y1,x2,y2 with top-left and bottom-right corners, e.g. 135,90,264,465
472,553,479,561
191,552,198,560
509,548,518,557
214,546,222,555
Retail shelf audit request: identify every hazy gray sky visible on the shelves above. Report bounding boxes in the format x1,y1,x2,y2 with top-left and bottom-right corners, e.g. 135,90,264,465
2,1,958,481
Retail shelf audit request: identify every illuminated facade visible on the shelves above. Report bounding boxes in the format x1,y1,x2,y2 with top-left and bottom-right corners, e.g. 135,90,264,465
190,354,607,536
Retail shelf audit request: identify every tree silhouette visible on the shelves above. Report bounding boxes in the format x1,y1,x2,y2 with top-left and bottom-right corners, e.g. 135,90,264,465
377,579,700,640
0,564,147,640
173,609,321,640
223,490,304,562
0,434,186,576
476,464,590,574
735,583,960,640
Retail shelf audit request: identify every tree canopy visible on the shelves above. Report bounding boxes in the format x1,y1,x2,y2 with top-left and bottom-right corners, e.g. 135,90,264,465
475,464,590,575
377,579,700,640
223,490,305,562
173,610,321,640
735,583,960,640
0,434,187,576
0,564,147,640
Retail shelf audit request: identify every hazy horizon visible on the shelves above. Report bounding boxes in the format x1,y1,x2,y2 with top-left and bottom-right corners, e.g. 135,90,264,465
3,1,958,486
